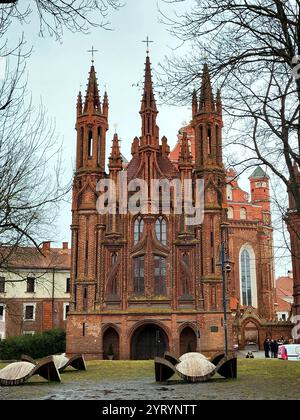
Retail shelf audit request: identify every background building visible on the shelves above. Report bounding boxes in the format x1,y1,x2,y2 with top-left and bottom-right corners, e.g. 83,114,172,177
0,242,71,339
275,271,293,322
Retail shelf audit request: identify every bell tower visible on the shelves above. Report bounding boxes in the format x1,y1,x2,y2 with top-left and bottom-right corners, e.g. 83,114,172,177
76,63,108,173
191,64,231,352
71,60,109,314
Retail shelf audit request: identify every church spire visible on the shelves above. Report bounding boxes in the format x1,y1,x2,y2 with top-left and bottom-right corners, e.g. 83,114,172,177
84,64,102,114
75,61,108,173
140,55,157,113
179,132,192,165
140,54,159,145
109,132,122,169
199,63,215,113
216,89,222,117
77,90,82,116
192,89,198,117
103,90,109,117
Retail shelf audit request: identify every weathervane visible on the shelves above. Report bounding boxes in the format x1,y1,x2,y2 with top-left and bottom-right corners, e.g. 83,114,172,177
142,36,154,56
87,46,98,64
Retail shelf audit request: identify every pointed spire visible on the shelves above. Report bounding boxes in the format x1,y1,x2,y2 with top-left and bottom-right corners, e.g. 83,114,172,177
179,132,192,165
216,89,222,117
192,89,198,117
77,90,82,116
199,63,215,113
139,54,159,145
140,55,157,113
103,90,109,117
131,136,140,156
84,64,102,114
161,136,170,156
109,132,122,169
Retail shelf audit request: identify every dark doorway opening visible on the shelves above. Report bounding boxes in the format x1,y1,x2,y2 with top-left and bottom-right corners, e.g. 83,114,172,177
180,326,197,356
131,324,168,360
103,327,120,359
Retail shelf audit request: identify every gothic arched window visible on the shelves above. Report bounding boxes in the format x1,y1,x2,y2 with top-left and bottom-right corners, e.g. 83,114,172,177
241,250,251,306
111,252,117,266
182,253,190,296
154,256,166,295
240,245,257,308
155,217,167,245
134,256,145,294
240,207,247,220
228,207,234,219
134,216,144,244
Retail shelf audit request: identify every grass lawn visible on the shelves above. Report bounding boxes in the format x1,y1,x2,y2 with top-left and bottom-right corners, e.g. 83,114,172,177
0,359,300,400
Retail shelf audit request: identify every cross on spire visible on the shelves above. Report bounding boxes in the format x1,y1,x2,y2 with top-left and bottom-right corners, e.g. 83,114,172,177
87,46,98,64
142,36,154,55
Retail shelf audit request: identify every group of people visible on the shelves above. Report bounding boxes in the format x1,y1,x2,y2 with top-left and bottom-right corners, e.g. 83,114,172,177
264,337,288,358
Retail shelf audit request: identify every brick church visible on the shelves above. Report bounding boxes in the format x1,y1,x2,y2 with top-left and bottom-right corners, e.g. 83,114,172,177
66,52,292,360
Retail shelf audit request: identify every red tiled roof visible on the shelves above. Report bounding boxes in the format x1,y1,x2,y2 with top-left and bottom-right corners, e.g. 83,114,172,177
276,296,291,312
156,155,179,179
276,276,293,297
0,246,71,270
126,156,141,181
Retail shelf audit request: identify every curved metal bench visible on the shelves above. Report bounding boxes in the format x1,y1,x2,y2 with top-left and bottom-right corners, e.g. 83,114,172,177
0,357,61,386
21,353,86,373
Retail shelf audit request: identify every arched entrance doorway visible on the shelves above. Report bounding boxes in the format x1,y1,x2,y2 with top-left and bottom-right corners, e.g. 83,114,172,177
243,321,260,351
131,324,169,360
103,327,120,359
180,326,197,356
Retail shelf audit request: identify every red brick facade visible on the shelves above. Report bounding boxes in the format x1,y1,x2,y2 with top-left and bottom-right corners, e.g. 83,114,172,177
286,164,300,342
67,57,291,359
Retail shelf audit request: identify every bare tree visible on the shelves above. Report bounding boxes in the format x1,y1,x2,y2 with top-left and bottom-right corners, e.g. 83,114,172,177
0,0,122,266
0,73,68,269
158,0,300,221
2,0,122,40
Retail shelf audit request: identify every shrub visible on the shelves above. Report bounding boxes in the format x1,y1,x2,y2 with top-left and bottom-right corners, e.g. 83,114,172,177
0,328,66,360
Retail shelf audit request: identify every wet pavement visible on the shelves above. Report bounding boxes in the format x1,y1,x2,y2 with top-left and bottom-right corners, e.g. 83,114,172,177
0,358,299,400
0,375,296,401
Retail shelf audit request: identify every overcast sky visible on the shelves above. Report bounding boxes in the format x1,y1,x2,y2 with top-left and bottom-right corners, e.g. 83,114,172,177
9,0,291,276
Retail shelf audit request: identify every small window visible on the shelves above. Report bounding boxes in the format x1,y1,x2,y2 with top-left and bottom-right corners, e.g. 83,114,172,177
111,252,118,266
0,305,4,322
228,207,234,219
255,182,261,188
134,216,144,244
23,331,35,336
155,217,167,245
0,277,5,293
66,278,71,294
240,208,247,220
63,303,70,321
227,185,233,201
154,256,167,295
88,129,93,158
282,314,286,321
24,305,35,321
134,256,145,294
26,277,35,293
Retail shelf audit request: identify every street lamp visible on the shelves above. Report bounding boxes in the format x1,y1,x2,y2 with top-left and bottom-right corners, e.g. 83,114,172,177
218,222,230,357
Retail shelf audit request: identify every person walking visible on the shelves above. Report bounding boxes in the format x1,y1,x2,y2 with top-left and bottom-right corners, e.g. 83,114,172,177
264,338,271,358
270,340,276,358
273,340,279,358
